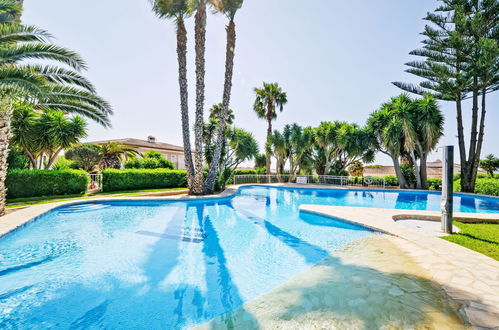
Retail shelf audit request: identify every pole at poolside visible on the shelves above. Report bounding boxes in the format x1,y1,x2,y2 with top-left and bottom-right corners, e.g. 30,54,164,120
441,145,454,234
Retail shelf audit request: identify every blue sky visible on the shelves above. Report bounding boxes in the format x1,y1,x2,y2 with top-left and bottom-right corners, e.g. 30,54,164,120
23,0,499,165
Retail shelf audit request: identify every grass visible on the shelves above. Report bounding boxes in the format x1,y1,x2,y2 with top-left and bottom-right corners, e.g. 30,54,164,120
6,187,188,209
442,221,499,261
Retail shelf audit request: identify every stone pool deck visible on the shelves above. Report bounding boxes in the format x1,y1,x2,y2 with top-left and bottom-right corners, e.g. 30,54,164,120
1,184,498,328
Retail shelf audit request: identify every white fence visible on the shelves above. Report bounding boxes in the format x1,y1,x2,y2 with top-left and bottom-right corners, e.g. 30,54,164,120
233,175,386,188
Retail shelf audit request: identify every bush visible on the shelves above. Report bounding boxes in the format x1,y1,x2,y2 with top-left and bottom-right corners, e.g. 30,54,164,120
51,156,75,170
101,169,187,192
454,178,499,196
383,175,399,187
6,170,89,199
7,149,29,170
124,151,174,170
427,178,442,191
233,169,257,176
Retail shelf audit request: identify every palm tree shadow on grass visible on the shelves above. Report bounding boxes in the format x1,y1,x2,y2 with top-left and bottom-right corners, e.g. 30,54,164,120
220,202,469,329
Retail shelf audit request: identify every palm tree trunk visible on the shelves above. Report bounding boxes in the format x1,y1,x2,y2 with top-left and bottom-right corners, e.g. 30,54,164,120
410,151,422,189
204,20,236,193
265,110,273,176
0,98,12,216
176,18,195,191
192,1,207,195
45,147,63,169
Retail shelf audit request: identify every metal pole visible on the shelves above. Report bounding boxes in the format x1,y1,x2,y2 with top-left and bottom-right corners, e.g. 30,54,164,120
441,146,454,234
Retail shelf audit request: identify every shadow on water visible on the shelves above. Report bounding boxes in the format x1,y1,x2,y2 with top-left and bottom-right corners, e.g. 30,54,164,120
215,203,473,329
195,203,260,329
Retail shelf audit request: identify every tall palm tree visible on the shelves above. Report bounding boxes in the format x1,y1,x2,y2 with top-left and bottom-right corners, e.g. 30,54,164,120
0,17,112,215
204,0,244,193
253,82,287,175
150,0,195,191
192,0,208,195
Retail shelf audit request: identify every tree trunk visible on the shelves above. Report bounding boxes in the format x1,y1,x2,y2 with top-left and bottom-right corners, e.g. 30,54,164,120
471,88,487,190
391,154,408,189
176,18,195,192
410,152,422,189
45,147,63,169
465,83,479,191
419,151,428,190
455,98,471,192
192,2,207,195
0,98,12,216
204,20,236,193
265,109,273,176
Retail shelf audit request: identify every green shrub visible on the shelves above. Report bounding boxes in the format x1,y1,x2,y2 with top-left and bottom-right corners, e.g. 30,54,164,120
7,149,29,170
427,178,442,191
101,169,187,192
383,175,399,186
124,152,174,170
454,178,499,196
233,169,257,176
6,170,89,199
51,156,75,170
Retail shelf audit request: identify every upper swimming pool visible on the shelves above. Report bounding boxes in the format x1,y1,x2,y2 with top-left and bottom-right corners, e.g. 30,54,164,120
0,186,497,329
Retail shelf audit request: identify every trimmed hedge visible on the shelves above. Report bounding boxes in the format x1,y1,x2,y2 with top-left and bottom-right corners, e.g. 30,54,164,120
233,169,257,175
454,178,499,196
102,169,187,192
6,169,89,199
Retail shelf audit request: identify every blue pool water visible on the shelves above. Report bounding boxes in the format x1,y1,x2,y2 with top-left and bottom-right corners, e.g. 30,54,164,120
0,186,498,329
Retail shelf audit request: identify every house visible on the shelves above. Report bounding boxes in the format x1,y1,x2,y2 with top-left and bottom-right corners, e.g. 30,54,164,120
91,136,187,170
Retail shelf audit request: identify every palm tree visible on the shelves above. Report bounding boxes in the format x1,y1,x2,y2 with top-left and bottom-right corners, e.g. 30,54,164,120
266,128,290,181
209,103,234,125
253,82,287,175
0,16,112,214
0,1,21,23
204,0,244,193
191,0,209,194
99,142,139,170
150,0,195,191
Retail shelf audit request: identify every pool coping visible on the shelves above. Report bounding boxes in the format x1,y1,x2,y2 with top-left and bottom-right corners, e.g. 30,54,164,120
1,183,498,328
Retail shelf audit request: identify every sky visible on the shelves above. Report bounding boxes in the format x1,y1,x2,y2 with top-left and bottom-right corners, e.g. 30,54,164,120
22,0,499,166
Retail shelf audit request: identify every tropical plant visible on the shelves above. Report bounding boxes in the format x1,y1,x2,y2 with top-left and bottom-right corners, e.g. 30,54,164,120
204,0,244,193
65,143,102,172
124,150,175,170
254,153,266,169
150,0,195,191
11,104,87,169
51,156,74,170
287,124,314,179
0,3,112,214
266,128,290,179
367,94,444,189
98,142,139,170
480,154,499,178
253,82,288,175
394,0,499,192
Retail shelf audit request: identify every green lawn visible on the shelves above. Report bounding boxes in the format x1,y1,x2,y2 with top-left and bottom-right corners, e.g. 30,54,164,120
442,221,499,261
6,187,188,209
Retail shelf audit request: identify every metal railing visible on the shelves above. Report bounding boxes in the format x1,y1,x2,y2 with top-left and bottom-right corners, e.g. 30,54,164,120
233,174,386,188
88,174,103,192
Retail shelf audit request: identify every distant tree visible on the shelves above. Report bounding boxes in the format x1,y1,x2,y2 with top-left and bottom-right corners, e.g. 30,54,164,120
266,128,290,178
394,0,499,192
65,143,102,172
99,142,139,170
288,124,314,179
253,82,288,175
348,161,364,177
480,154,499,178
254,153,266,169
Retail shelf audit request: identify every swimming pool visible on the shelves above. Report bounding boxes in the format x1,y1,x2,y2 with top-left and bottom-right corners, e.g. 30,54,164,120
0,186,497,329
